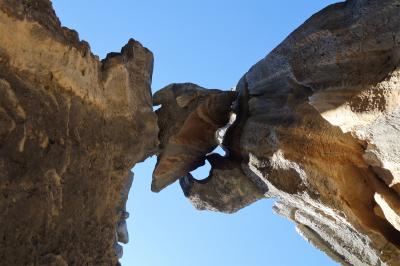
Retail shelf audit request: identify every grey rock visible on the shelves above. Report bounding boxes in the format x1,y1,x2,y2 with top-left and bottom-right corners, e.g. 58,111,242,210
2,0,400,265
155,0,400,265
180,154,266,213
113,242,123,260
152,83,237,192
116,220,129,244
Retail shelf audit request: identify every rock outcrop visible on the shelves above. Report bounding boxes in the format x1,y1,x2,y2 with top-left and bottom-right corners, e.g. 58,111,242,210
152,83,237,192
0,0,158,265
154,0,400,265
2,0,400,265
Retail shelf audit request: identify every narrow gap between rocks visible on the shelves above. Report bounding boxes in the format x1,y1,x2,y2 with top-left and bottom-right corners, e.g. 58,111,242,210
190,160,211,181
190,146,226,181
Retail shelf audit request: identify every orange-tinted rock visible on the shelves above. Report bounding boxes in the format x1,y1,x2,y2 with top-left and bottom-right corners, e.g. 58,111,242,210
154,1,400,265
0,1,158,265
152,83,236,192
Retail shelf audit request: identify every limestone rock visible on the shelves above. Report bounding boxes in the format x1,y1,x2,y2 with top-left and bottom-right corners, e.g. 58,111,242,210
2,0,400,265
236,0,400,264
153,0,400,265
180,154,266,213
152,83,236,192
0,0,158,265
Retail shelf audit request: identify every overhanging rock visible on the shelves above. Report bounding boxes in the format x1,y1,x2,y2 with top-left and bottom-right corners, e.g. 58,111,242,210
154,1,400,265
1,0,400,265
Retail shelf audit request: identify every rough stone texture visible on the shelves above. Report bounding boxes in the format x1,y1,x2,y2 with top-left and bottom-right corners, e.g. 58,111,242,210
2,0,400,265
152,83,237,192
154,0,400,265
180,153,266,213
0,1,158,265
237,1,400,264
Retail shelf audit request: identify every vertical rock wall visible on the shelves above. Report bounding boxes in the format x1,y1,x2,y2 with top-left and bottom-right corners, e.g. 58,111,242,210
0,1,158,265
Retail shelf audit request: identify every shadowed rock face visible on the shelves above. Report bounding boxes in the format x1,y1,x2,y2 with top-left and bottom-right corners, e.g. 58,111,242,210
0,0,158,265
235,1,400,263
180,154,267,214
2,0,400,265
154,0,400,265
152,83,237,192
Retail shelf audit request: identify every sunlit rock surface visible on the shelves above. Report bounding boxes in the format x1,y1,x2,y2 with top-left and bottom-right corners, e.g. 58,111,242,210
0,0,158,265
155,0,400,265
1,0,400,265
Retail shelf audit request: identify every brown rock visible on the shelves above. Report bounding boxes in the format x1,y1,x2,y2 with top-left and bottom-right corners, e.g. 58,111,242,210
0,0,158,265
235,0,400,263
153,0,400,265
152,83,236,192
180,154,266,213
2,0,400,265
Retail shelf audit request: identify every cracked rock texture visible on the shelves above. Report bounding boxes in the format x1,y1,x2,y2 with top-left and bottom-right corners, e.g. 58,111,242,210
2,0,400,265
0,0,158,265
152,83,237,192
154,0,400,265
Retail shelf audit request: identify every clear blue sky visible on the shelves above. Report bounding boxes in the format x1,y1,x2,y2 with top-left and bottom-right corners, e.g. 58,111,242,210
52,1,339,265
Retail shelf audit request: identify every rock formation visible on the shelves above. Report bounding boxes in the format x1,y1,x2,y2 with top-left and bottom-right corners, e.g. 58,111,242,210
0,0,158,265
154,0,400,265
152,83,237,192
1,0,400,265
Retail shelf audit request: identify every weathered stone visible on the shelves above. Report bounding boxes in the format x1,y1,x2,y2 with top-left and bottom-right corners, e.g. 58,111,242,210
180,154,266,213
116,220,129,244
0,0,158,265
154,0,400,265
113,243,123,260
2,0,400,265
152,83,236,192
234,1,400,263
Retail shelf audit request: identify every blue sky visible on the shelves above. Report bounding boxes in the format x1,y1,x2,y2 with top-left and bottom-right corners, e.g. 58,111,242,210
52,1,339,265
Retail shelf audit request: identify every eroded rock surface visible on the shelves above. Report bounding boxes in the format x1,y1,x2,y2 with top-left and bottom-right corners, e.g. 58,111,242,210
154,0,400,265
152,83,237,192
0,1,158,265
2,0,400,265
